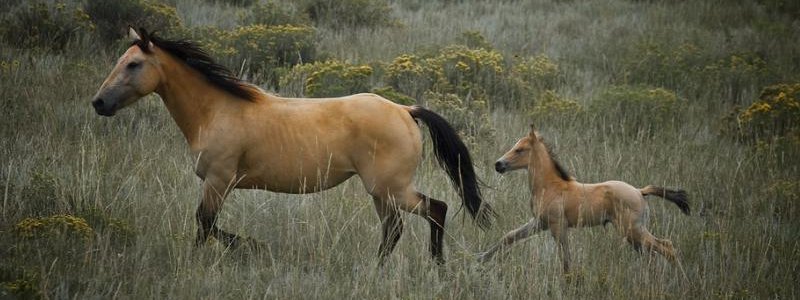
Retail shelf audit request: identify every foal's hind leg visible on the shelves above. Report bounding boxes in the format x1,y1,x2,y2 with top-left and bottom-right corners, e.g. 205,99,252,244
195,176,246,248
625,226,677,262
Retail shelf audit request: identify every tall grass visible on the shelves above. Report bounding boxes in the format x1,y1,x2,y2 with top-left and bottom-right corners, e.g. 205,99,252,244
1,0,798,298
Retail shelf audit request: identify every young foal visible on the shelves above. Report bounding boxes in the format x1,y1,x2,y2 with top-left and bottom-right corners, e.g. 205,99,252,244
91,28,493,265
478,125,689,273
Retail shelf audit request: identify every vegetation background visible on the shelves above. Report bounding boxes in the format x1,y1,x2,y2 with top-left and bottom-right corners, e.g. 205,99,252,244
1,0,798,298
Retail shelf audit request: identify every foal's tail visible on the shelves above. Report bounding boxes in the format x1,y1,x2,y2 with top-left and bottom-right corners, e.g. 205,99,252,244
407,105,494,230
640,185,690,215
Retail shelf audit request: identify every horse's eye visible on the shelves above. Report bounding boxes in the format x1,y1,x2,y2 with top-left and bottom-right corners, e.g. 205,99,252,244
127,62,140,70
515,148,525,154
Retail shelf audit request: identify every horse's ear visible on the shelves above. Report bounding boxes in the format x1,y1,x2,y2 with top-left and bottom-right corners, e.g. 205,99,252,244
129,27,154,52
528,124,536,136
128,26,141,42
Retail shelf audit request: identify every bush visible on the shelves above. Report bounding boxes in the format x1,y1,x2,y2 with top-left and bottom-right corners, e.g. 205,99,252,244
385,54,441,99
455,30,493,50
302,0,397,29
0,1,94,51
701,53,769,102
510,54,561,101
240,0,311,26
85,0,182,44
386,45,506,101
623,41,769,102
728,83,800,144
14,214,95,242
199,24,316,85
370,86,416,105
528,90,583,121
279,60,372,97
591,85,682,136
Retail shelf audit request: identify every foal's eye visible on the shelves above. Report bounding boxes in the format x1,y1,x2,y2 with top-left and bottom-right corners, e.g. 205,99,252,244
514,148,525,154
126,62,140,70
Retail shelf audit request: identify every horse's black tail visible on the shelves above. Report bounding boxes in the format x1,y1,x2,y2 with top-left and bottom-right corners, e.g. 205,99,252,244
641,185,690,215
408,105,494,230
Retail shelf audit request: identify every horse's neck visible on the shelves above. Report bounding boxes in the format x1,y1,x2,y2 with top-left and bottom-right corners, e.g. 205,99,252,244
154,56,236,147
527,151,563,197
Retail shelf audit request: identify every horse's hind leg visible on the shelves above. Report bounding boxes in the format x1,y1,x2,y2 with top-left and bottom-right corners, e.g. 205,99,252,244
416,192,448,264
373,196,404,266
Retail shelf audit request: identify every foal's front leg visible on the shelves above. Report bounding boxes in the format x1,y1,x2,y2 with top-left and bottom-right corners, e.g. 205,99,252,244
195,175,246,248
478,218,542,262
549,221,571,274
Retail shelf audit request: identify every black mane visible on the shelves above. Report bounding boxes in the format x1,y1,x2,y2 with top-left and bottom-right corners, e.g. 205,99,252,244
132,28,258,101
544,142,573,181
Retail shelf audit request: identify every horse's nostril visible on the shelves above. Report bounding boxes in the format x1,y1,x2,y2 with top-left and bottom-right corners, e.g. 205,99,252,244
495,161,505,172
92,98,104,109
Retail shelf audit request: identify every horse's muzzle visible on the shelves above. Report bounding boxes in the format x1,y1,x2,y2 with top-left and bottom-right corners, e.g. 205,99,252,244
495,161,508,173
92,98,116,116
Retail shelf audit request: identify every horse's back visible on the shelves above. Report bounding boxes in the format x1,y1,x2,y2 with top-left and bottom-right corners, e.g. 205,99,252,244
232,93,421,193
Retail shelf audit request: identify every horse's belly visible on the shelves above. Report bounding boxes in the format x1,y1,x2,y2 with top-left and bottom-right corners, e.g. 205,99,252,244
235,165,355,193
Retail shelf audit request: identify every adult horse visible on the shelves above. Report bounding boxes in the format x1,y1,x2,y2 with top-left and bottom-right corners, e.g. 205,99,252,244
91,27,493,265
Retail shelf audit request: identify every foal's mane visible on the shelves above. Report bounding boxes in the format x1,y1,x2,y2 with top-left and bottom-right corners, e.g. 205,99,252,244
132,29,259,101
542,142,573,182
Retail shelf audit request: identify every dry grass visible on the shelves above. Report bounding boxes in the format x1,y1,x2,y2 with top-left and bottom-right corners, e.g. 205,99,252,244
1,0,798,298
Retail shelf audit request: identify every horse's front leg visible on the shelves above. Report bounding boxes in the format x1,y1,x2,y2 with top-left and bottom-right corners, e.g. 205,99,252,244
478,218,542,262
195,175,246,248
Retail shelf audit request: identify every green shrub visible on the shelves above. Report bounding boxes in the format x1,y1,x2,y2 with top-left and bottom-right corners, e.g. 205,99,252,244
301,0,397,29
729,83,800,144
370,86,416,105
279,60,372,97
14,214,95,242
528,90,583,121
386,45,506,101
455,30,493,50
623,41,705,90
85,0,182,44
1,271,41,299
0,1,94,51
434,45,505,97
385,54,441,99
623,41,769,102
701,53,769,101
591,85,682,136
240,0,311,26
510,54,561,100
199,24,316,85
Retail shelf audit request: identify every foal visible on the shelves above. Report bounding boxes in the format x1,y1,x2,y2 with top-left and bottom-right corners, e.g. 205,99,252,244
479,125,689,273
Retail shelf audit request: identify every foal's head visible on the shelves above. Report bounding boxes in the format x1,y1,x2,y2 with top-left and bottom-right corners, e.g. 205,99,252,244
494,125,547,174
91,27,163,116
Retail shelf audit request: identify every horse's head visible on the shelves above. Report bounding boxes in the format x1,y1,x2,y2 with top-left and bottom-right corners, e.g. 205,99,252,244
91,27,162,116
495,124,546,173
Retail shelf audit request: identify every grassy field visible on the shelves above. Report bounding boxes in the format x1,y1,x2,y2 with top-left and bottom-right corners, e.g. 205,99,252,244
1,0,799,298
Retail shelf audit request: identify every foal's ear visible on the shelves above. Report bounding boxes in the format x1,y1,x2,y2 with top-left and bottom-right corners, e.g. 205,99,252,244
528,124,536,136
128,26,141,41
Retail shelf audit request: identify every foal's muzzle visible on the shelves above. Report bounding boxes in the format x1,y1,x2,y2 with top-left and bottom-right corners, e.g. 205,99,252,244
495,160,509,173
92,98,116,117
